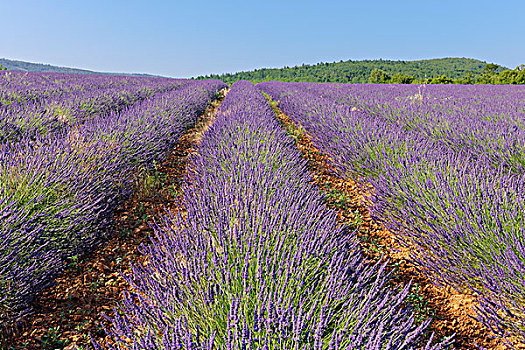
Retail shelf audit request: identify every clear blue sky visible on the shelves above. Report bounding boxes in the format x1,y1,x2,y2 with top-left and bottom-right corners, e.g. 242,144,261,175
1,0,524,78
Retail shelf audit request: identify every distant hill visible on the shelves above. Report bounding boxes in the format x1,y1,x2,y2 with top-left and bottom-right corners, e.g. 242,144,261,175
0,58,163,77
197,58,509,85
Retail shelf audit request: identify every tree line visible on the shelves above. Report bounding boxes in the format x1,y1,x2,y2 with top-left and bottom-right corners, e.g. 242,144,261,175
369,64,525,85
197,58,524,85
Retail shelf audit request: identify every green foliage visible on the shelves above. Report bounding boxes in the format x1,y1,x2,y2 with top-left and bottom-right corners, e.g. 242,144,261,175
390,73,415,84
369,68,390,84
455,72,474,85
428,74,454,84
493,65,525,85
196,57,509,85
476,64,525,85
482,63,499,75
0,64,6,71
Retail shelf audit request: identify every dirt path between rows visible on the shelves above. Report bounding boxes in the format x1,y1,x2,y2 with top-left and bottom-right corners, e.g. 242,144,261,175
4,89,227,350
266,99,515,350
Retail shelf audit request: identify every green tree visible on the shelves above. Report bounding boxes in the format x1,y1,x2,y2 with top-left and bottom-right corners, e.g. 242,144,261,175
494,65,525,84
369,68,390,83
482,63,499,75
390,73,415,84
515,65,525,84
0,64,7,71
429,75,454,84
454,72,474,84
477,63,500,84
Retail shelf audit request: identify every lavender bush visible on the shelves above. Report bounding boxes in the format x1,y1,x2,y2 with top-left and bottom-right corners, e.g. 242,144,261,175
0,71,191,143
0,71,184,108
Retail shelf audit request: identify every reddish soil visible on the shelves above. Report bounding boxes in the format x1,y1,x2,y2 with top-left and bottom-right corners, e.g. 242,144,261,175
269,103,520,350
2,90,226,350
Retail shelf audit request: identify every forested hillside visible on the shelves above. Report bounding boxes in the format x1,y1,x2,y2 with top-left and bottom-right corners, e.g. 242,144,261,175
197,57,517,85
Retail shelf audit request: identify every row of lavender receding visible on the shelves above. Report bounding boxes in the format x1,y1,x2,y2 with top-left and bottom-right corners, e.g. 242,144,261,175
260,83,525,174
0,71,183,108
95,81,453,349
0,78,226,333
1,72,192,144
258,81,525,345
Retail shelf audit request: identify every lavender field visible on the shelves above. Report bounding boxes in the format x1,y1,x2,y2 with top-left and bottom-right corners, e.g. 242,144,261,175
0,71,226,333
259,82,525,346
1,71,524,349
95,81,451,349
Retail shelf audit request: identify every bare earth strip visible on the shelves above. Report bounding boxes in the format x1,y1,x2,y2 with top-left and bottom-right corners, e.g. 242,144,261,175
4,89,227,350
267,99,512,350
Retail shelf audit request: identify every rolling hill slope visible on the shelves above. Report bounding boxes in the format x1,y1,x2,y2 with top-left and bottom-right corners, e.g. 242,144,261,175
197,57,508,84
0,58,162,77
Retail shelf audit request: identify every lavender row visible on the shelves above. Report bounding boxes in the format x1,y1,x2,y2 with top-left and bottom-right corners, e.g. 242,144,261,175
258,82,525,343
0,80,226,330
259,82,525,173
1,72,191,144
97,81,452,349
0,71,183,108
